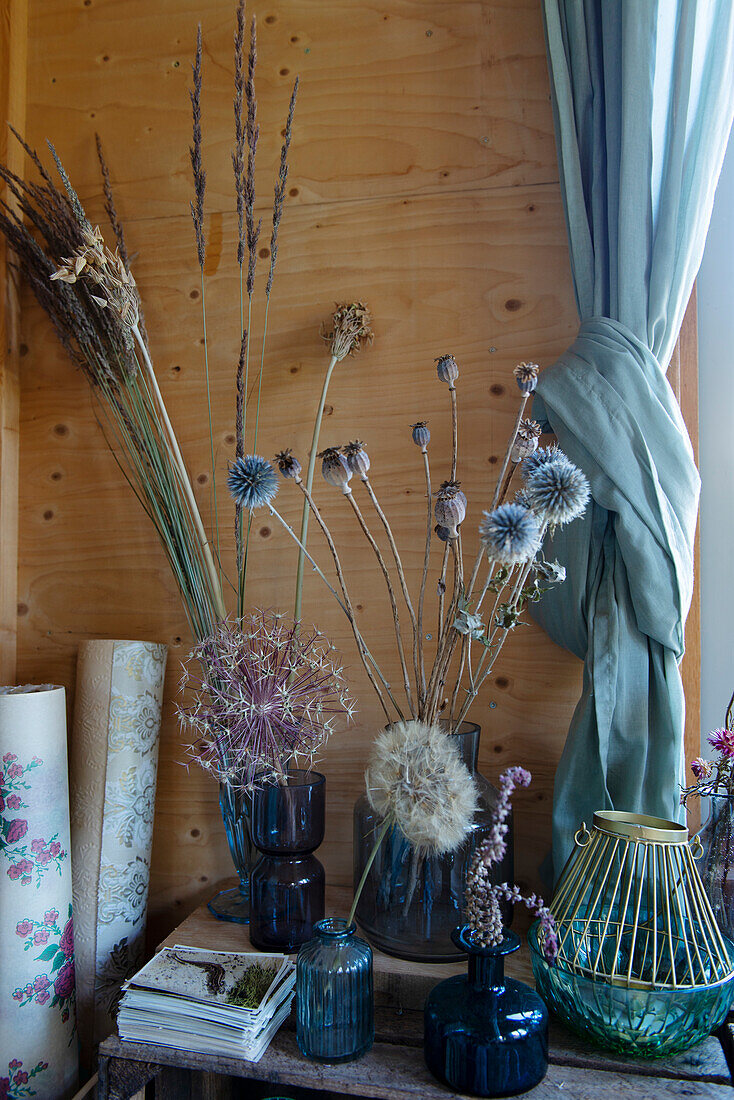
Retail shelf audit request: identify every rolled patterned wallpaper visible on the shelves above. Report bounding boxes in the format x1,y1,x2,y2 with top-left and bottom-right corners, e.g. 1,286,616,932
0,685,79,1100
70,640,167,1070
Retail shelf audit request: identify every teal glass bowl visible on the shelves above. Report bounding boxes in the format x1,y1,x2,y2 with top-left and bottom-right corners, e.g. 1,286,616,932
528,923,734,1057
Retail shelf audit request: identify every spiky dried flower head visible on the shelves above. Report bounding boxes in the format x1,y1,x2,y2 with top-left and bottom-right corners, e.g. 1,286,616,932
524,452,590,526
411,421,430,450
521,443,564,481
435,354,459,386
320,302,373,362
227,455,278,509
343,440,370,480
464,766,557,959
366,720,479,855
514,361,539,395
434,480,467,539
51,224,140,331
691,757,714,780
274,449,302,481
319,446,352,492
178,612,354,790
511,418,542,462
479,503,541,564
709,729,734,759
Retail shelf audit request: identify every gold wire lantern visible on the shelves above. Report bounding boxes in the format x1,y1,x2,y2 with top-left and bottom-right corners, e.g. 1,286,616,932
548,810,733,990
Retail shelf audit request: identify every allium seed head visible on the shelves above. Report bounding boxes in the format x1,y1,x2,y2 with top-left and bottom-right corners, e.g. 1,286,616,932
479,503,541,564
435,354,459,386
343,440,370,479
318,446,352,491
227,455,278,509
275,448,302,481
366,721,478,855
513,361,539,395
524,453,590,526
411,421,430,450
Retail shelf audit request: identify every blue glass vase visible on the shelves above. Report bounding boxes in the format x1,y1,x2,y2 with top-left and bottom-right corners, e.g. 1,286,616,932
208,783,256,923
424,926,548,1097
296,918,374,1063
249,770,326,952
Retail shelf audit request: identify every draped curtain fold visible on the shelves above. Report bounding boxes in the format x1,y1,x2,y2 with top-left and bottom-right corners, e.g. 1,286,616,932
534,0,734,876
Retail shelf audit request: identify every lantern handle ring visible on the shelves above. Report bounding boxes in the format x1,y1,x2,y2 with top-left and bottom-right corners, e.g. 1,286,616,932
689,834,704,860
574,822,591,848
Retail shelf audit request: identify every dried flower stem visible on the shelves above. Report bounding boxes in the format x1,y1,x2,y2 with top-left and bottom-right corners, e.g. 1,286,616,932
293,354,338,622
362,476,420,699
497,462,518,508
295,478,400,720
467,392,529,600
450,384,458,481
348,814,393,927
132,323,226,619
344,490,415,715
436,543,450,651
417,449,432,703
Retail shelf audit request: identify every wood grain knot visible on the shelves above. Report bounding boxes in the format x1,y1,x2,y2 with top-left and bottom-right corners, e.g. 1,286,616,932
504,298,522,312
490,384,504,396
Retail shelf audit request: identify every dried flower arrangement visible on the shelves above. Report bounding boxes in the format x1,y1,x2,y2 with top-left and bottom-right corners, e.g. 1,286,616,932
464,767,557,961
682,688,734,803
0,1,298,640
178,611,353,791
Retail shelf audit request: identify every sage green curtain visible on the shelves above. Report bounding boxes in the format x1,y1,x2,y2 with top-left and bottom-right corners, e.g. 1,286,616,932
533,0,734,877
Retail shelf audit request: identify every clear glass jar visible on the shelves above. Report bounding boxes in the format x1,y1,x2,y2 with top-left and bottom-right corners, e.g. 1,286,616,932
699,793,734,939
208,783,255,924
248,770,326,953
353,722,512,961
296,917,374,1063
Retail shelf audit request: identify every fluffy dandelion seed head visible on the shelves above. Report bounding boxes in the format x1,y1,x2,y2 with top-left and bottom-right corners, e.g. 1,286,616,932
513,361,540,395
366,720,478,856
411,421,430,450
318,447,352,491
709,729,734,759
275,449,302,481
343,440,371,480
434,480,467,538
479,503,541,564
435,354,459,386
524,453,590,526
227,455,278,510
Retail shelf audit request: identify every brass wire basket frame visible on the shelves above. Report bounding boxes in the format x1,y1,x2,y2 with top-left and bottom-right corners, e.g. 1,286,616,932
544,811,734,991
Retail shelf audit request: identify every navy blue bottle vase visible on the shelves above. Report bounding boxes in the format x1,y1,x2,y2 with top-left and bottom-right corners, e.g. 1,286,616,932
296,918,374,1063
424,926,548,1098
248,770,326,953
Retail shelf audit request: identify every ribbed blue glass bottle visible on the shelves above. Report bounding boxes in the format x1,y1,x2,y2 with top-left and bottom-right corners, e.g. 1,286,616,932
296,918,374,1063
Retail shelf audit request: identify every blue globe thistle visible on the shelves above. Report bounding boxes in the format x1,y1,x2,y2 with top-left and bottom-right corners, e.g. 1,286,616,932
478,503,541,564
227,455,279,509
525,453,590,526
521,443,563,481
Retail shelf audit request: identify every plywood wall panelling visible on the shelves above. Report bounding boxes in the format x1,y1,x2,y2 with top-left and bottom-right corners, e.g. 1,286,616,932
18,0,693,944
0,0,28,682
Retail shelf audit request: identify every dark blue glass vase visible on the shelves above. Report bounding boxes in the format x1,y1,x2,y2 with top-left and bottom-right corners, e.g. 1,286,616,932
424,926,548,1097
296,918,374,1063
249,770,326,953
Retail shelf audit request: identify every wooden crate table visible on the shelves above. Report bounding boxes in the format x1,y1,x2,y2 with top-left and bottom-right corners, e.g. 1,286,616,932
97,885,734,1099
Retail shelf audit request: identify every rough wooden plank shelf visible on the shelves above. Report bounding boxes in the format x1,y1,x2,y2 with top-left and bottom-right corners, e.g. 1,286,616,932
97,885,733,1098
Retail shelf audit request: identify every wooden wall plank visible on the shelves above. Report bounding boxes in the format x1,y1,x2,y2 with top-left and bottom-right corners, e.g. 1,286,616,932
0,0,28,682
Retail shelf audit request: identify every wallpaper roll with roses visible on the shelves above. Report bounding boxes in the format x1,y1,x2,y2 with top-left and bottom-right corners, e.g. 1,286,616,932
0,686,78,1100
70,640,167,1070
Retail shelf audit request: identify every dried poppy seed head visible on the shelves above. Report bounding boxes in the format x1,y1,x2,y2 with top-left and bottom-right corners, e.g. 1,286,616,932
411,421,430,450
343,440,370,480
320,302,373,362
434,480,467,539
514,361,539,395
511,418,542,462
435,354,459,386
275,448,302,481
434,523,452,543
318,446,352,492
